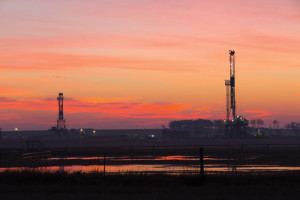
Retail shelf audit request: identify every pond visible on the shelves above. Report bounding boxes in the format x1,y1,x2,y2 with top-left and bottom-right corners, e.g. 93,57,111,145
1,155,300,174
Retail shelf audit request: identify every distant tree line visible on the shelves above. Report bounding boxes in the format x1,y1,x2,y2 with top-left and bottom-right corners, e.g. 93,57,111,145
249,119,265,128
169,119,222,130
169,118,300,131
285,122,300,130
249,119,300,130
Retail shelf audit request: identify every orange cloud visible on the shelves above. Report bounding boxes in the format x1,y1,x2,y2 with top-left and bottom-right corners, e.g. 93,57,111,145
193,106,213,111
0,96,215,126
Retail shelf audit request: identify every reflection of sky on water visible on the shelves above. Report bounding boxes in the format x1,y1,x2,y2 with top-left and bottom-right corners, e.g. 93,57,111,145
46,155,231,161
1,164,300,174
1,155,299,174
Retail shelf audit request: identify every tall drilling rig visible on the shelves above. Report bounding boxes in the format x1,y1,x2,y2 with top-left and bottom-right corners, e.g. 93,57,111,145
225,50,236,120
224,50,248,136
57,93,66,131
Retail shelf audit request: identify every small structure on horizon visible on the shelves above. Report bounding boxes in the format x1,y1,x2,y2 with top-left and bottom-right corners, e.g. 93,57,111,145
55,92,67,134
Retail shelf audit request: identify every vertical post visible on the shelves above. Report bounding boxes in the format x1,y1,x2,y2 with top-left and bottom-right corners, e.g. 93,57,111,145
103,153,106,178
200,147,204,178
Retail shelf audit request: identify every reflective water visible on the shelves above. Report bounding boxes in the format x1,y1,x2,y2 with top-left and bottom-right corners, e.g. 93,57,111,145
47,155,230,161
1,155,299,173
1,164,300,173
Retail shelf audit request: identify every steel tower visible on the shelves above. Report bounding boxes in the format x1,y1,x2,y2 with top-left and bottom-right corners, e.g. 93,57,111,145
229,50,236,120
57,93,66,130
225,50,236,120
224,50,248,137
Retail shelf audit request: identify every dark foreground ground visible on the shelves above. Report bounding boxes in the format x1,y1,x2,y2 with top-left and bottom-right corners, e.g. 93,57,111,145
1,171,300,200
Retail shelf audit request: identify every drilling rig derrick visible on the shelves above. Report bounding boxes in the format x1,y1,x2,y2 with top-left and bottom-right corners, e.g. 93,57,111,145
224,50,248,137
57,93,66,133
229,50,236,120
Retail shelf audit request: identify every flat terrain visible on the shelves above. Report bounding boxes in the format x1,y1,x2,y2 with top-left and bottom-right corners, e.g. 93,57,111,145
2,135,300,148
1,136,300,199
1,136,300,171
1,171,300,200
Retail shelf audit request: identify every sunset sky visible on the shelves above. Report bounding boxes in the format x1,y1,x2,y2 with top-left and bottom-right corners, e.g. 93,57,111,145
0,0,300,130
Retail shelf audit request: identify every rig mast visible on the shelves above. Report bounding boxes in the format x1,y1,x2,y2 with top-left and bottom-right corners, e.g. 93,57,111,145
229,50,236,120
224,50,248,137
57,93,66,130
225,50,236,120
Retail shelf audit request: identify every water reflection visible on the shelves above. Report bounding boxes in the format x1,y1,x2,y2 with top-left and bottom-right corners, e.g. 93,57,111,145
1,164,300,174
46,155,230,161
1,155,300,174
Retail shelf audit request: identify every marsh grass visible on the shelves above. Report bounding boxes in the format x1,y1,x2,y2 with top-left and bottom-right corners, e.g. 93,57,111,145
1,170,300,200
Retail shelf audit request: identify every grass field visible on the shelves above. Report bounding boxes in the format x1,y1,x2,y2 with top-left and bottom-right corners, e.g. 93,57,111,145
1,170,300,200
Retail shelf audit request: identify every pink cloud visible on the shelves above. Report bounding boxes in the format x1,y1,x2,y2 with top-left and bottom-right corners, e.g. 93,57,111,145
0,96,219,129
245,110,273,118
0,96,212,119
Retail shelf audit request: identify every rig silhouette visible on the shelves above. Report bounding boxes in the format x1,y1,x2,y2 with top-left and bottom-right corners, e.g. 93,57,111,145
224,50,248,136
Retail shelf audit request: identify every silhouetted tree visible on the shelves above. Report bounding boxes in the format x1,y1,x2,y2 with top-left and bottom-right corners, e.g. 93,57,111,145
256,119,264,128
213,120,223,128
285,122,300,136
250,119,256,128
272,120,279,129
194,119,214,128
169,120,193,129
285,122,300,130
169,119,214,130
169,120,180,129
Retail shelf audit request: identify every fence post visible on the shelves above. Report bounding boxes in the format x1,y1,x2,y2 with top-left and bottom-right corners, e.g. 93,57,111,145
200,147,204,178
